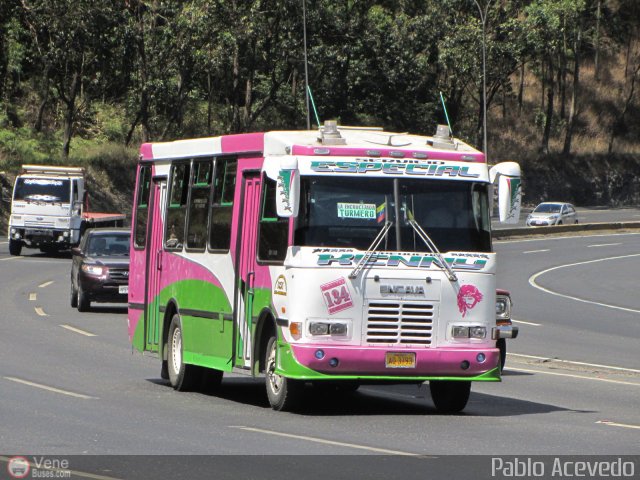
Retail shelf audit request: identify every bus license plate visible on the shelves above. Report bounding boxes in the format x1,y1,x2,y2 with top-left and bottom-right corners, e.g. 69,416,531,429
385,352,416,369
119,285,128,294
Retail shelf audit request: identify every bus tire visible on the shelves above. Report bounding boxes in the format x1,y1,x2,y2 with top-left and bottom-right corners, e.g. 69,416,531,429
265,336,302,411
497,338,507,371
429,380,471,414
9,239,22,256
167,314,199,391
77,286,90,312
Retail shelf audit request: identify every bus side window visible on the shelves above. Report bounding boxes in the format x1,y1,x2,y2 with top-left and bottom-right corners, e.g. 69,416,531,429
258,176,288,262
208,157,236,251
186,159,213,250
134,164,152,249
165,161,190,250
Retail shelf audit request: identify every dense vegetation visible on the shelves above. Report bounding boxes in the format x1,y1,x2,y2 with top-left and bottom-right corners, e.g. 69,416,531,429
1,0,639,211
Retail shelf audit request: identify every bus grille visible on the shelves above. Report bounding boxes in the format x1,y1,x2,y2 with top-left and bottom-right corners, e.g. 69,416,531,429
366,301,435,345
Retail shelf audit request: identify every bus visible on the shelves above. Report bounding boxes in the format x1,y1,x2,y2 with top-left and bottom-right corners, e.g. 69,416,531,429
127,121,521,413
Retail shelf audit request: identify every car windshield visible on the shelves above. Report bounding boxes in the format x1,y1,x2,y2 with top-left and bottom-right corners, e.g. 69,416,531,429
87,234,130,256
534,203,562,213
13,177,70,203
294,177,492,252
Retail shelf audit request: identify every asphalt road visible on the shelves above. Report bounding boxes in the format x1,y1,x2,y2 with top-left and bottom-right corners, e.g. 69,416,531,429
0,230,638,479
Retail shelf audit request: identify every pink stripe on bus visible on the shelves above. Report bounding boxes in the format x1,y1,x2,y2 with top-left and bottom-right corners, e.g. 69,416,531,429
221,133,264,153
139,143,153,160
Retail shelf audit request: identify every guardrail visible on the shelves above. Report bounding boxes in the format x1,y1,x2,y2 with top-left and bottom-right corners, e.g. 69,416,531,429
493,221,640,239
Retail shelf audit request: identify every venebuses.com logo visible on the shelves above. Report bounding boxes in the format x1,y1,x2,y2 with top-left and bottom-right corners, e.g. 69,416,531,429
7,457,30,479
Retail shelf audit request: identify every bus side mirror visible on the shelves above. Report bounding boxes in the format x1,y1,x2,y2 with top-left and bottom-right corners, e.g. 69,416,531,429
489,161,522,224
276,158,299,218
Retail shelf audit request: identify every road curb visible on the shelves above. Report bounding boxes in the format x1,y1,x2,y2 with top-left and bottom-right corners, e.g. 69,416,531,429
493,221,640,239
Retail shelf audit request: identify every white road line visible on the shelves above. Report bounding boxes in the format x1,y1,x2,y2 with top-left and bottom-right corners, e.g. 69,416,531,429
38,280,54,288
29,293,37,301
230,426,422,456
34,307,48,317
588,243,622,248
511,318,541,326
4,376,97,399
523,249,549,254
508,367,640,386
508,353,640,374
0,457,122,480
496,232,640,244
529,254,640,314
60,324,97,337
0,256,23,261
596,420,640,430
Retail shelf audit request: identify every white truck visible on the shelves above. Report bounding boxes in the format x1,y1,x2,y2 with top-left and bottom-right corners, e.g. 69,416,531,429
7,165,125,256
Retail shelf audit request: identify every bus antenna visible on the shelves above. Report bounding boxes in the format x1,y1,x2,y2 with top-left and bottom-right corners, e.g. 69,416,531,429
439,91,453,137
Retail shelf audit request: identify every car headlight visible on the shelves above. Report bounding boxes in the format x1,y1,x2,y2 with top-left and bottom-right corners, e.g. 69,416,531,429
81,264,107,276
496,295,511,320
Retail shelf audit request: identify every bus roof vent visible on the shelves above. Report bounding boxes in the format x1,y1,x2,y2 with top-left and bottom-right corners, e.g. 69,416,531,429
426,125,457,150
319,120,347,145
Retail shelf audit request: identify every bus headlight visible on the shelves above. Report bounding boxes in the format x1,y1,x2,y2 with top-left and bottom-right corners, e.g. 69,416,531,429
451,325,487,339
469,326,487,339
308,321,349,337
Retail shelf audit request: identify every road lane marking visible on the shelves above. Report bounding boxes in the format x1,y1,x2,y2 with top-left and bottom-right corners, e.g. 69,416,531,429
38,280,54,288
511,318,541,326
523,249,549,254
596,420,640,430
529,254,640,314
230,426,422,456
0,256,23,261
508,353,640,374
588,243,622,248
60,324,97,337
508,367,640,386
496,232,640,244
34,307,48,316
0,457,122,480
4,376,97,399
29,293,37,301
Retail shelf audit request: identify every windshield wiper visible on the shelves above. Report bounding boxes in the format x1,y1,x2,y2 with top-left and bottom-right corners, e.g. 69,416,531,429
407,218,458,282
348,221,393,279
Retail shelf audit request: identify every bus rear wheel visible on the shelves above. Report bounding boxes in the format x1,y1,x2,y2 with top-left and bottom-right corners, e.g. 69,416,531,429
429,380,471,414
167,314,200,391
265,336,302,411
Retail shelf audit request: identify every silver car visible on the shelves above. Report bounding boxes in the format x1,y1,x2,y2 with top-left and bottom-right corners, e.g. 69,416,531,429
526,202,578,226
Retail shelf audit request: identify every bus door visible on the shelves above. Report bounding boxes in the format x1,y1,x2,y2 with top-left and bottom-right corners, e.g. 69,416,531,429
235,172,261,368
145,176,167,352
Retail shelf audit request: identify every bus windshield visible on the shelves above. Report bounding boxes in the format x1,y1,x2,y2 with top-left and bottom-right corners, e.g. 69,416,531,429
294,176,491,253
13,177,71,203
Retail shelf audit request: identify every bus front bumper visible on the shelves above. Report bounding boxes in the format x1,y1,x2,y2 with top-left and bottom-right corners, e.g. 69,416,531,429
283,343,501,381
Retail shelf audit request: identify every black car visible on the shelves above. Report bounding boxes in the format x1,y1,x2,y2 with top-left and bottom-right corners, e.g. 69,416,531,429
70,228,130,312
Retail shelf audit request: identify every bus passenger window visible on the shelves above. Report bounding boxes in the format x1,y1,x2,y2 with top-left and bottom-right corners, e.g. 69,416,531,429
258,176,288,262
208,158,236,251
165,161,190,250
186,159,213,250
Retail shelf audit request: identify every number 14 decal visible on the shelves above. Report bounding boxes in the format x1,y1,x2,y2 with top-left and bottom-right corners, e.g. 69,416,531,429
320,278,354,314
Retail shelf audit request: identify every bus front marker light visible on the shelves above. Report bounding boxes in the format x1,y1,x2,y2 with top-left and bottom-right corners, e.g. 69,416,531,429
477,353,486,363
315,350,325,360
329,358,339,367
461,360,470,370
289,322,302,339
309,322,329,336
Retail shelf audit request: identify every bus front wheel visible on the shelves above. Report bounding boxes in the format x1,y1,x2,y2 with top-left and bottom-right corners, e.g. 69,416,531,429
9,239,22,256
265,336,302,411
167,314,199,391
429,380,471,414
